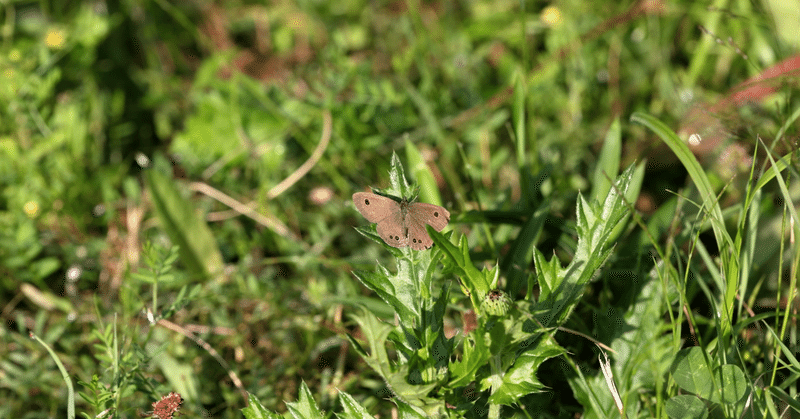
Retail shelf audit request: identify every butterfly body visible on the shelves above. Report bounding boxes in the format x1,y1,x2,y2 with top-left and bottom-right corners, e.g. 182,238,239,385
353,192,450,250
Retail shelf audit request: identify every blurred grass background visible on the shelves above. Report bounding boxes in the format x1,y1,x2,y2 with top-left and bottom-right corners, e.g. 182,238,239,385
1,0,799,417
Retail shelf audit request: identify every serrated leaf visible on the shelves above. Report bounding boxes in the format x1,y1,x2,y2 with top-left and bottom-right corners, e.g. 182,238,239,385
533,247,562,301
286,381,324,419
348,311,441,411
348,309,396,380
241,393,283,419
389,152,414,198
448,332,490,388
436,234,491,310
337,391,372,419
392,397,429,418
534,165,633,327
352,268,417,321
487,339,563,405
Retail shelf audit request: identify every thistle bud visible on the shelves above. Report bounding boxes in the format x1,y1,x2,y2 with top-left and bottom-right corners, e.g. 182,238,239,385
482,289,511,316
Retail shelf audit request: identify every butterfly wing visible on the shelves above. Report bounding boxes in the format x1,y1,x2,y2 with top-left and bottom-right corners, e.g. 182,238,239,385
376,210,409,248
407,203,450,231
405,202,450,250
353,192,408,248
353,192,398,223
406,220,433,250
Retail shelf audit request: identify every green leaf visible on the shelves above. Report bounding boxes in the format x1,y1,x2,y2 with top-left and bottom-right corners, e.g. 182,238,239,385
145,165,224,282
433,232,491,310
532,247,562,301
152,352,197,404
631,112,737,338
487,339,563,405
389,152,415,199
754,150,800,191
712,364,747,404
286,381,325,419
534,165,633,326
630,112,729,252
671,347,714,400
352,267,418,322
405,141,443,206
241,393,283,419
766,386,800,415
500,203,547,297
392,397,429,418
347,309,440,411
665,395,708,419
448,332,491,388
590,118,622,203
570,265,675,417
337,391,372,419
347,308,397,381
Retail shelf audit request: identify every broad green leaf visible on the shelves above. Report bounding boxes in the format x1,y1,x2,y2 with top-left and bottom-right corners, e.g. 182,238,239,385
405,141,443,206
665,395,708,419
145,167,224,282
500,203,548,298
671,347,714,400
590,118,621,203
712,364,747,404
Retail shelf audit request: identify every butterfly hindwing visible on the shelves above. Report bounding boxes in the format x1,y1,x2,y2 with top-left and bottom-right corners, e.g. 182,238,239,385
406,219,434,250
404,202,451,250
376,209,408,248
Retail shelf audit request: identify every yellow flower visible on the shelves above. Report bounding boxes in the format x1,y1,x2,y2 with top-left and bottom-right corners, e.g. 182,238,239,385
24,201,40,218
45,28,66,49
541,6,563,27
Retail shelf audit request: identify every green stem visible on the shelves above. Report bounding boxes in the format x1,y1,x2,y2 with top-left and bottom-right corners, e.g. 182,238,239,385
488,354,503,419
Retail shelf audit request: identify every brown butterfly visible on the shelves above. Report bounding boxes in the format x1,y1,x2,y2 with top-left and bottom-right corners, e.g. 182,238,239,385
353,192,450,250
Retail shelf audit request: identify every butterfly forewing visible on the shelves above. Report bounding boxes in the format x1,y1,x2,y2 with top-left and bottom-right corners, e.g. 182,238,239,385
407,202,450,231
353,192,399,223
